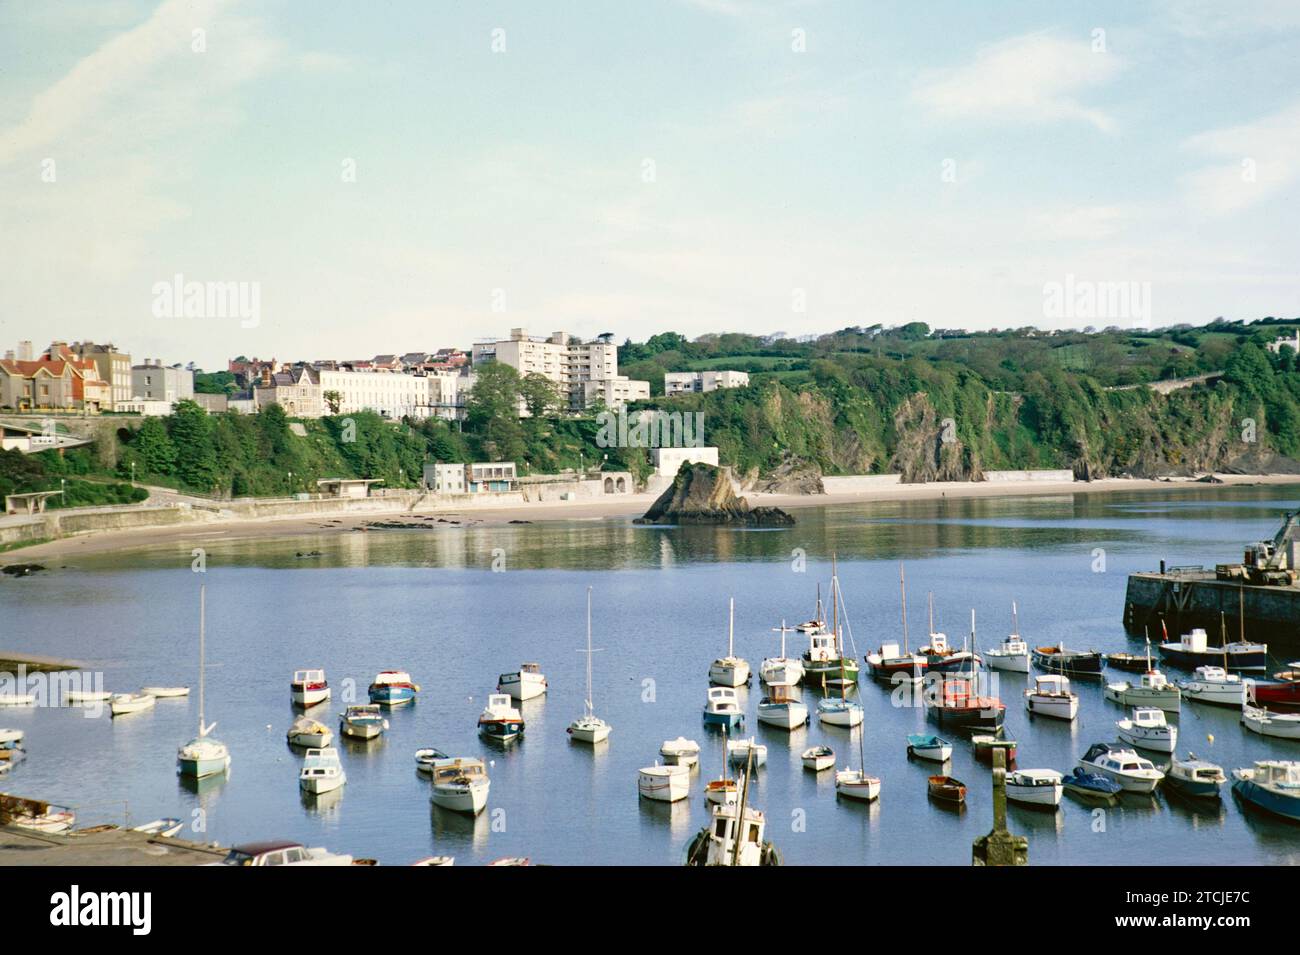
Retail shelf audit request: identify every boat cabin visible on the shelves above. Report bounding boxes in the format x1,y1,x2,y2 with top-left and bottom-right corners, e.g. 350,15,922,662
293,669,326,687
432,758,487,785
1180,629,1210,653
804,630,838,662
1129,707,1167,729
706,804,766,866
1031,674,1073,696
344,704,383,719
222,842,313,866
1249,760,1300,787
925,632,950,655
706,687,740,712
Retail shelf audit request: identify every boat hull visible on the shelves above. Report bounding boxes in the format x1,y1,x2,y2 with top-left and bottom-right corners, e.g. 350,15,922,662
178,754,229,779
1117,728,1177,754
1080,760,1161,793
1241,710,1300,739
1166,776,1222,799
756,701,808,730
1005,782,1062,807
907,743,952,763
479,719,524,742
985,652,1030,673
802,754,834,772
1024,694,1078,721
702,710,743,730
1160,646,1267,673
928,703,1005,733
300,773,345,795
568,721,611,744
836,778,881,802
1253,680,1300,709
638,769,690,802
817,704,863,728
1031,649,1104,676
431,782,489,815
497,673,547,701
1233,779,1300,822
369,685,417,706
708,661,751,687
760,659,804,686
291,685,330,707
1103,684,1180,712
803,658,859,685
340,720,385,740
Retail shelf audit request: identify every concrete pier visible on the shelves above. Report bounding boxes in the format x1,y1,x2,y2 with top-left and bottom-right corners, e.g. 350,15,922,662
1124,570,1300,647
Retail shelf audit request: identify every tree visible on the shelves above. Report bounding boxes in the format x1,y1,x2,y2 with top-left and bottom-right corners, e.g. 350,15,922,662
134,416,176,475
466,363,526,462
323,390,342,414
519,372,561,418
168,400,219,491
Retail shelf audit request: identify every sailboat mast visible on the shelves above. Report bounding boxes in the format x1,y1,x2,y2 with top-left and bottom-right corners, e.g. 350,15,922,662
831,555,840,655
928,592,935,636
198,583,206,736
586,586,594,715
899,563,909,653
1012,600,1019,637
728,597,735,659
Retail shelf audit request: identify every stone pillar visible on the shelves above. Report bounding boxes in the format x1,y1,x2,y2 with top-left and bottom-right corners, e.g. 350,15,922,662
972,748,1028,866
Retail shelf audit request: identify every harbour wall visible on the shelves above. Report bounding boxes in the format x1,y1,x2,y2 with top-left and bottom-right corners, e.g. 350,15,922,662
1123,570,1300,647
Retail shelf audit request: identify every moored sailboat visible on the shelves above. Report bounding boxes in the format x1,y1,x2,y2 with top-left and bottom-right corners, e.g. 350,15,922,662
760,620,805,687
708,598,750,688
176,585,230,781
568,587,611,744
984,601,1031,673
925,610,1005,733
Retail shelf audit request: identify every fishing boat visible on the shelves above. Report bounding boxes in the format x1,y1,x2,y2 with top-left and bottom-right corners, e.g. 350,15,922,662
817,694,864,728
802,745,835,771
414,747,450,773
131,818,184,838
708,597,751,687
1032,643,1104,676
1116,707,1177,753
1166,753,1226,799
177,585,231,780
290,669,330,707
497,662,547,701
1005,769,1063,807
702,686,744,730
1078,742,1164,793
1231,760,1300,822
800,565,859,687
286,716,333,749
478,693,525,742
1105,669,1180,712
109,692,156,716
906,733,952,763
299,747,346,795
866,565,928,682
1251,665,1300,710
760,620,805,687
1024,674,1079,721
429,757,490,815
368,670,419,706
0,796,74,833
926,611,1005,732
1105,652,1152,674
757,683,808,730
637,762,690,802
568,587,612,744
835,720,881,802
340,704,389,740
985,602,1031,673
1241,702,1300,739
1159,627,1266,672
727,737,767,769
660,737,701,767
972,734,1017,764
141,686,190,699
684,753,781,866
1178,665,1246,707
1062,768,1122,803
927,775,966,805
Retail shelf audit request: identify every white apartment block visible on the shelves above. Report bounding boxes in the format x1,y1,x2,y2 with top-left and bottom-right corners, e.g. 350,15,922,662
582,376,650,408
663,370,750,396
472,328,647,411
318,369,432,420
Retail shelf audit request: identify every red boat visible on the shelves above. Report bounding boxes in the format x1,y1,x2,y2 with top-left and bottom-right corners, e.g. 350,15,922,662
1251,665,1300,709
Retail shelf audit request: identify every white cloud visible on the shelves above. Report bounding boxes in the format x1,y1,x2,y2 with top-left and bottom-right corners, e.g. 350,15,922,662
1181,101,1300,215
913,32,1123,132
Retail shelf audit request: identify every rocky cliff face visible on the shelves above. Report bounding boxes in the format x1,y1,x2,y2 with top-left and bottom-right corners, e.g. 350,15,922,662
635,463,796,526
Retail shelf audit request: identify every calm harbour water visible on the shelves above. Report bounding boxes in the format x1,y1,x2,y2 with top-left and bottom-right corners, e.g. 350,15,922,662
4,485,1300,866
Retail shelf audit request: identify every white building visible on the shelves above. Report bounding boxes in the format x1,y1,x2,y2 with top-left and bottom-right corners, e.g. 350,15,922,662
423,462,466,494
472,328,648,411
318,369,432,419
664,370,750,396
650,446,720,477
581,376,650,409
1266,330,1300,354
131,359,194,403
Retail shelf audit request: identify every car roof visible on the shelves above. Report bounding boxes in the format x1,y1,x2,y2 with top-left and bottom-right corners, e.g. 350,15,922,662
232,841,303,855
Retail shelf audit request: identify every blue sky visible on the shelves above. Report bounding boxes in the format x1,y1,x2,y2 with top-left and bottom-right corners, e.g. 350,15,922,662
2,0,1299,368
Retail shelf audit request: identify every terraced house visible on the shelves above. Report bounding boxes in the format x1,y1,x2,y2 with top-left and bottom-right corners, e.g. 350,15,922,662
0,342,111,413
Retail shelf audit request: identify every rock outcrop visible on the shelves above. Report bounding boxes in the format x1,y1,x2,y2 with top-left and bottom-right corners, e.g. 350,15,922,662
635,463,796,526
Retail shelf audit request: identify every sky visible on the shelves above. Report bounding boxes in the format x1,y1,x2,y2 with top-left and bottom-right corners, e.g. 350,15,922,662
1,0,1299,369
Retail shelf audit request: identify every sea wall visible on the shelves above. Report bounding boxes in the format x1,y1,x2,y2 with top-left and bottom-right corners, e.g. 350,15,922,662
1124,571,1300,646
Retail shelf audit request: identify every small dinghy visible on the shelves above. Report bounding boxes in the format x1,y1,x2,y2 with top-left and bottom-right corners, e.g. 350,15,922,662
64,690,112,704
906,733,952,763
972,734,1017,765
0,729,24,750
1005,769,1063,808
927,775,967,805
109,692,156,716
286,717,333,749
414,747,450,773
756,684,809,730
727,737,767,769
802,745,835,772
411,856,456,866
638,762,691,802
835,768,881,802
659,737,701,767
1,797,74,833
132,818,185,838
816,696,864,728
299,747,347,795
1166,753,1226,799
1116,707,1178,753
140,686,190,699
1062,768,1123,803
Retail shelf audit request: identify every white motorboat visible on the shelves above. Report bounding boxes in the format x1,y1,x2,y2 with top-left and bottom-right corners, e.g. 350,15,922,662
299,747,346,795
568,587,611,744
1166,753,1226,799
638,762,690,802
727,737,768,768
709,598,751,687
1116,707,1178,753
1078,742,1165,793
212,842,353,866
703,686,744,730
802,745,835,771
109,692,156,716
141,686,190,698
756,684,808,730
1105,669,1180,712
287,716,333,749
290,669,330,707
760,620,805,687
1005,768,1064,807
1241,703,1300,739
477,694,524,742
497,662,548,701
0,728,23,749
340,704,389,740
659,737,701,767
429,757,490,815
177,585,230,780
817,695,864,727
985,602,1031,673
1177,665,1246,707
1024,674,1079,721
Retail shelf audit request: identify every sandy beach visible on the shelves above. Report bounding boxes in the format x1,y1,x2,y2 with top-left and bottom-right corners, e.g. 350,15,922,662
7,473,1297,564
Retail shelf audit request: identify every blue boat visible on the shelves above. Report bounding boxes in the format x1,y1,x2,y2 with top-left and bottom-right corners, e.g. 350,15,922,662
1166,753,1226,799
369,670,419,706
1232,760,1300,822
703,687,744,730
1062,767,1123,802
906,733,952,762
